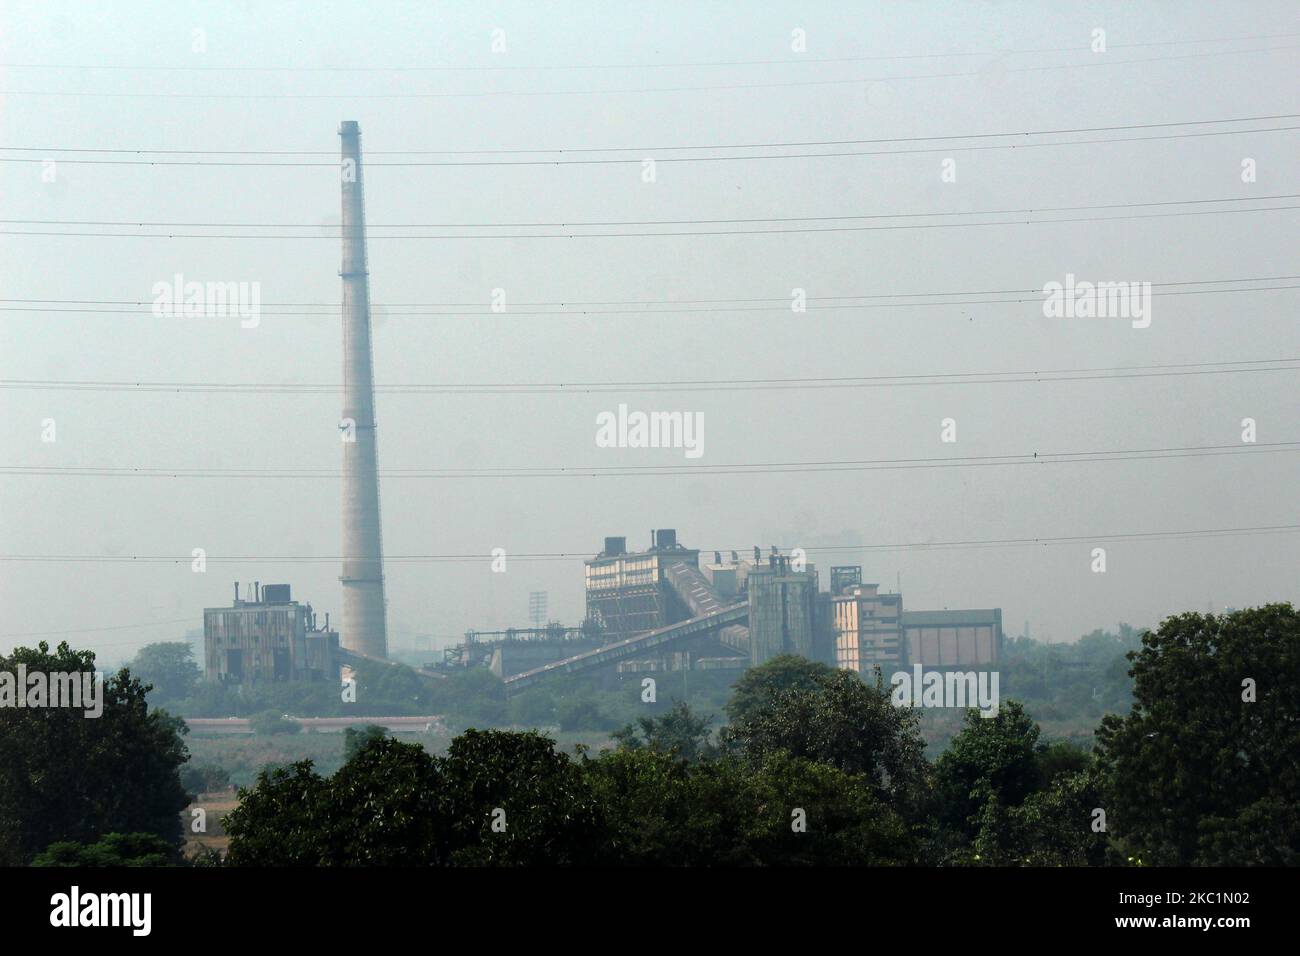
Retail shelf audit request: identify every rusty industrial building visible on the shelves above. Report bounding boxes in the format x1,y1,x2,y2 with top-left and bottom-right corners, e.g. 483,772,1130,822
203,582,341,685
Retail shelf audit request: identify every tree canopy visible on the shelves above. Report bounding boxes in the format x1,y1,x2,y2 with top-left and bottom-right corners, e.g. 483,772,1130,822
0,641,190,866
128,641,202,704
1095,603,1300,865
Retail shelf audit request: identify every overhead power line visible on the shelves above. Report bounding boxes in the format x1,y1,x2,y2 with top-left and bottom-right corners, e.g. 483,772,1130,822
5,274,1293,309
5,193,1295,229
4,124,1296,167
2,359,1297,395
3,442,1295,480
0,617,196,640
2,289,1295,319
5,284,1295,321
6,205,1298,239
6,113,1293,156
2,523,1298,566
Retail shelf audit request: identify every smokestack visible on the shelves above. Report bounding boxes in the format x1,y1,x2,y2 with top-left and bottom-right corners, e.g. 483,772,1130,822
338,120,389,659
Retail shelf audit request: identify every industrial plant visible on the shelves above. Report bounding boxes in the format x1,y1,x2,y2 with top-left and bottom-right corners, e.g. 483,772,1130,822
203,583,340,685
434,528,1003,696
196,123,1003,697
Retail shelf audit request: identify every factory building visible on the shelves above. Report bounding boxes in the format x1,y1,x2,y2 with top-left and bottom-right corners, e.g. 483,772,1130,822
484,527,1005,694
445,625,606,679
903,609,1003,667
203,583,340,685
583,530,702,641
582,530,752,674
745,553,823,666
828,568,905,674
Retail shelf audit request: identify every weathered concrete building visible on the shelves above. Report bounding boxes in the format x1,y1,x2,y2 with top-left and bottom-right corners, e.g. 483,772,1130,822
902,609,1002,667
584,532,690,641
204,583,340,685
831,578,905,674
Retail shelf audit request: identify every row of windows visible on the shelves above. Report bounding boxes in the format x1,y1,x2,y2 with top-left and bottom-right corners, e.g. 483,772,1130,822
585,558,660,590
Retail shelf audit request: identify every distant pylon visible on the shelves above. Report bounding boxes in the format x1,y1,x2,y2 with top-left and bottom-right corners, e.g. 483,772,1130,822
529,591,548,628
338,120,388,659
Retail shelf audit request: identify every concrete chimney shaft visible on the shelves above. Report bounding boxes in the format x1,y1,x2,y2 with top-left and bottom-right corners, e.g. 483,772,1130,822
338,120,389,659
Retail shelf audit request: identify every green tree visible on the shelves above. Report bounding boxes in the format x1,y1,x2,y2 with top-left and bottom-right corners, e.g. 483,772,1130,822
319,737,447,865
226,729,604,867
429,667,507,725
585,748,738,864
586,748,916,865
965,766,1109,866
611,700,715,761
933,700,1041,840
743,752,917,865
440,730,604,866
724,654,835,724
507,687,557,727
352,658,435,715
343,724,388,761
555,694,613,732
724,668,926,802
249,708,301,735
0,641,191,866
1035,739,1093,787
179,763,231,797
1094,604,1300,865
32,832,177,867
223,760,329,866
128,642,202,703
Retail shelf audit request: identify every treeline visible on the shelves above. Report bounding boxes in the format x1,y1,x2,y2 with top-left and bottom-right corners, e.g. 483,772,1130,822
221,604,1299,866
133,625,1142,738
129,644,505,723
5,604,1296,866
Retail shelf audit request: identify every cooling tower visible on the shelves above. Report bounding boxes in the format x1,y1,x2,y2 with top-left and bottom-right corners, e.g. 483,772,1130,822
338,120,388,658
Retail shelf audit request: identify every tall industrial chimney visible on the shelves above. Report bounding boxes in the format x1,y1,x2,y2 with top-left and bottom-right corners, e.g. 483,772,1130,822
338,120,388,658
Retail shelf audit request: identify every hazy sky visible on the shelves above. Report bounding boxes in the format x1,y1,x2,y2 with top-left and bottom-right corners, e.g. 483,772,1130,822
2,1,1297,666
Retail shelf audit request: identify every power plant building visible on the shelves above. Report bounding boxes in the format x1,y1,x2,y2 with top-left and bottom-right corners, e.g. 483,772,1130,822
903,609,1003,667
203,583,340,685
476,526,1005,695
584,530,701,641
745,555,822,665
830,577,905,674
